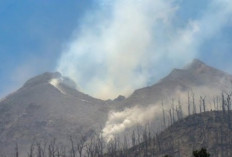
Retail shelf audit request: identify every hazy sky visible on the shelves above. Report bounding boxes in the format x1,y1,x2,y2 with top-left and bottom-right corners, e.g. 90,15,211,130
1,0,232,99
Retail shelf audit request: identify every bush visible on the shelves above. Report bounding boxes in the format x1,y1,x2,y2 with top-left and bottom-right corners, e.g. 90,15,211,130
193,148,210,157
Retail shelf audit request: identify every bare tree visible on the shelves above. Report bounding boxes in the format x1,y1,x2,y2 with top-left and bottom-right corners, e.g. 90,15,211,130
77,135,87,157
28,142,35,157
106,137,118,157
162,101,166,128
123,135,128,156
192,92,196,114
188,92,191,116
213,97,216,111
48,138,56,157
136,126,142,145
36,142,42,157
176,99,183,121
172,99,175,123
15,142,19,157
226,93,232,129
142,126,148,157
85,138,94,157
222,93,226,117
131,130,136,147
69,136,76,157
96,134,105,157
169,109,172,125
199,97,202,113
201,96,206,112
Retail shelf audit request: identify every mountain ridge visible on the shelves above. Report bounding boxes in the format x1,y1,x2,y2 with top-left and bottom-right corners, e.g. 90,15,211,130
0,72,110,154
0,59,232,154
121,59,232,107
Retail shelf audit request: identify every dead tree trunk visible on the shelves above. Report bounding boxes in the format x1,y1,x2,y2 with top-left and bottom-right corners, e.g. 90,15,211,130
169,109,172,125
132,130,136,147
15,142,19,157
202,96,206,112
172,99,175,123
69,136,76,157
222,93,226,119
199,98,202,113
188,92,191,116
28,143,35,157
162,101,166,128
192,93,196,114
77,135,87,157
226,94,232,129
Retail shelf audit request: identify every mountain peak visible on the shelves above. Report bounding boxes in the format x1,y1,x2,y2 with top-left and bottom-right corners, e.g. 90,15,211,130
113,95,126,102
23,72,61,87
23,72,77,89
185,59,207,70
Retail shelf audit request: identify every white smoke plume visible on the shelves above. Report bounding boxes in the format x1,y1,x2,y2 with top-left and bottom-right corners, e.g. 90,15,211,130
102,85,230,141
56,0,232,99
102,105,162,142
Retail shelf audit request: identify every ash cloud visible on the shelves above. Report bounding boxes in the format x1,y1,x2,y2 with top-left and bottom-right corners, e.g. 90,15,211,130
56,0,232,99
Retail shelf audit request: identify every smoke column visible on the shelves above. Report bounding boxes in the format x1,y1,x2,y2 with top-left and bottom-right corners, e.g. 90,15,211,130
56,0,232,99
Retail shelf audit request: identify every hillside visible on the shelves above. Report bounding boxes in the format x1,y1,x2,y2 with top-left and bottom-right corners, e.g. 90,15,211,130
121,59,232,108
1,59,232,156
0,72,110,154
6,110,231,157
101,59,232,143
125,111,232,157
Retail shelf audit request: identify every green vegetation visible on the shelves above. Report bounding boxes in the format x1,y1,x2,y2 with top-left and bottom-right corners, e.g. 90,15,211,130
193,148,210,157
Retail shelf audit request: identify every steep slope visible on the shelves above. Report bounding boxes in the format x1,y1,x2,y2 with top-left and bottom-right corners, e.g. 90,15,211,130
100,59,232,143
127,111,232,157
122,59,232,107
0,72,109,153
1,59,232,155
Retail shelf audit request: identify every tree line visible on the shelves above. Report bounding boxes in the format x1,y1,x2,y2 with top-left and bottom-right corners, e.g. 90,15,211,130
2,92,232,157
